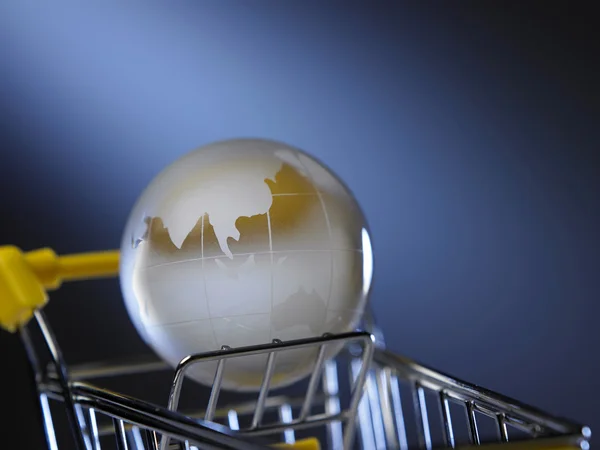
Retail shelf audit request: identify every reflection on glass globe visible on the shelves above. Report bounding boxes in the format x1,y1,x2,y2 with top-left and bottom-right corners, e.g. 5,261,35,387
119,138,373,392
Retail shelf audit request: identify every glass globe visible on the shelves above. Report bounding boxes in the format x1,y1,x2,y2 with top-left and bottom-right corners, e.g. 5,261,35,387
119,138,373,392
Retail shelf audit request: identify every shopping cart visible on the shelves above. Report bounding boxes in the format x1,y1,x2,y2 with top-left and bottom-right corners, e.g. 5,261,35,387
0,246,592,450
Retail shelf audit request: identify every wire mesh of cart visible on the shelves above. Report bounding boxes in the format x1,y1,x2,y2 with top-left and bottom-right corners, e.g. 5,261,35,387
0,246,592,450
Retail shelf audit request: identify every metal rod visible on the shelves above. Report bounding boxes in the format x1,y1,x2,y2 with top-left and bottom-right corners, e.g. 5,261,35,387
298,342,328,421
205,347,229,421
62,358,169,381
344,336,376,450
145,429,159,450
387,369,409,450
39,393,59,450
377,368,400,450
439,391,455,448
366,370,386,449
19,326,60,450
466,402,480,445
179,332,372,366
497,414,509,442
75,404,94,450
88,408,101,450
413,383,432,450
35,310,88,450
251,345,279,429
167,367,185,414
131,427,146,449
114,418,129,450
322,360,343,450
352,360,376,450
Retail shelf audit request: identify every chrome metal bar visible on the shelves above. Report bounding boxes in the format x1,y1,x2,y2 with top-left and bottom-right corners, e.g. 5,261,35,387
344,337,375,450
352,360,376,450
497,414,509,442
114,418,129,450
377,368,400,450
88,408,101,450
40,393,59,450
322,360,343,450
466,402,480,445
365,370,386,449
35,310,88,450
386,369,408,450
64,358,169,381
251,344,279,429
357,393,375,449
20,327,60,450
131,427,145,450
298,342,328,421
413,383,432,450
145,429,159,450
167,365,186,415
75,404,94,450
179,332,371,366
22,325,65,450
439,392,455,448
205,348,229,421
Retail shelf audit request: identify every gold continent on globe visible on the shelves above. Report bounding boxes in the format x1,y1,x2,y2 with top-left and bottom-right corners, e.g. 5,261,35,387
119,138,373,392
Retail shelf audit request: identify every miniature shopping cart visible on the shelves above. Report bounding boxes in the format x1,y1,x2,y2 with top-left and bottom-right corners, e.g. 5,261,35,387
0,246,592,450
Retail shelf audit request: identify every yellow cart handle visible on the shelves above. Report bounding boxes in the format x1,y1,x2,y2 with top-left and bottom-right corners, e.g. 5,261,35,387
0,246,119,332
24,247,120,289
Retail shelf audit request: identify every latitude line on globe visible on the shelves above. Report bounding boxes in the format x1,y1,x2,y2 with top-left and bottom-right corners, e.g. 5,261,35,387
146,312,277,329
140,249,363,270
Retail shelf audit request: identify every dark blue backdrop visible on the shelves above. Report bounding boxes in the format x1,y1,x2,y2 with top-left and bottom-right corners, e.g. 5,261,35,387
0,2,597,448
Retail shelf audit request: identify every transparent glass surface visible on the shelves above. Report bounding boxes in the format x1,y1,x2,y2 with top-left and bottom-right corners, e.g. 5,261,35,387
119,138,373,392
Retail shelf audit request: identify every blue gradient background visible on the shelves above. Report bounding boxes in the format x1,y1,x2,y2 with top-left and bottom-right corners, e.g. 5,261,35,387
0,2,598,448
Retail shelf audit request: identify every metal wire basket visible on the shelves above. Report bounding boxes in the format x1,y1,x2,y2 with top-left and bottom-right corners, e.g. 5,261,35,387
0,247,592,450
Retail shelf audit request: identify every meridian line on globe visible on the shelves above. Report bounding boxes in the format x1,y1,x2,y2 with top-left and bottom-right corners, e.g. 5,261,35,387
266,209,275,343
279,151,336,315
200,213,220,349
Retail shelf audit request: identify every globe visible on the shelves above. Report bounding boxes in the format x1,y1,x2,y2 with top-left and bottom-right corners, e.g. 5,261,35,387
119,138,373,392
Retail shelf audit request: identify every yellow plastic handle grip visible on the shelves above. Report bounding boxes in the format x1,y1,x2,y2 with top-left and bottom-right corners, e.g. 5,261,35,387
0,246,120,333
272,438,320,450
24,247,120,289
